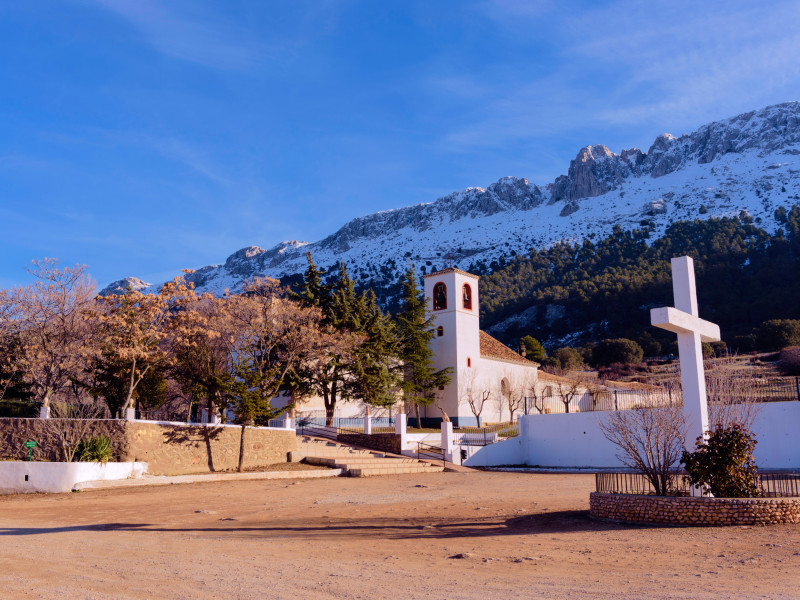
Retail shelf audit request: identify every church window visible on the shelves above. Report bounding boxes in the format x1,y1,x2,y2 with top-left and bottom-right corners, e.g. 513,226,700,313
544,385,553,398
467,357,471,367
462,283,472,310
433,282,447,311
437,326,443,337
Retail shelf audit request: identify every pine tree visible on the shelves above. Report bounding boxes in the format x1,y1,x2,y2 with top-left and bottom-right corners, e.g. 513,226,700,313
292,255,399,425
351,291,400,410
396,266,451,429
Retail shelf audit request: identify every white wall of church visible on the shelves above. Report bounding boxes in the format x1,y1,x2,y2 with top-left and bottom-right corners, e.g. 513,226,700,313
453,358,538,425
423,268,537,425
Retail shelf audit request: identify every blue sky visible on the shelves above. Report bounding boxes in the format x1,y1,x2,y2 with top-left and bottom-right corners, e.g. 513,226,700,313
2,0,800,288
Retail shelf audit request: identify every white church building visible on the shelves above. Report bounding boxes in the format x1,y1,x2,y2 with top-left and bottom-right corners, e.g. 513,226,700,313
420,267,539,426
281,266,539,426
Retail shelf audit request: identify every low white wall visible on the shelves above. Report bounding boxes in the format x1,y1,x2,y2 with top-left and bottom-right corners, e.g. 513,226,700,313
482,401,800,469
521,411,621,468
750,402,800,469
0,461,148,494
463,436,524,467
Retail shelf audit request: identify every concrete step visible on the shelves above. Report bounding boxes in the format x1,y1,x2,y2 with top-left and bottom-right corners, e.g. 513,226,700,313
348,465,445,477
304,457,419,467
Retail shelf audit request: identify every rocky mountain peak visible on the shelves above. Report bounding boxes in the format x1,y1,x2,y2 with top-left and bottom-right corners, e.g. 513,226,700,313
98,277,151,297
104,101,800,300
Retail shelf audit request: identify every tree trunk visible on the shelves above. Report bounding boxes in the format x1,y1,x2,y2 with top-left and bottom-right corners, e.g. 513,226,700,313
121,358,137,413
415,403,422,430
325,380,338,427
237,424,246,473
42,388,54,409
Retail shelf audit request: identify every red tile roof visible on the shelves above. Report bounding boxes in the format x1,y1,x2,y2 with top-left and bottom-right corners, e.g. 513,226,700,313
423,267,479,279
479,330,536,366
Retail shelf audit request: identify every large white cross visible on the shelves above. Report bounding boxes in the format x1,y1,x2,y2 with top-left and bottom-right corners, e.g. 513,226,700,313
651,256,720,450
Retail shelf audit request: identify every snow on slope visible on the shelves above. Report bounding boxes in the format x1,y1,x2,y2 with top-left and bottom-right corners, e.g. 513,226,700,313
102,102,800,297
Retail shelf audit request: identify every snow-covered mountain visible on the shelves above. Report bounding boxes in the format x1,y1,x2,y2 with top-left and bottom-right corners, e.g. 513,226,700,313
103,101,800,298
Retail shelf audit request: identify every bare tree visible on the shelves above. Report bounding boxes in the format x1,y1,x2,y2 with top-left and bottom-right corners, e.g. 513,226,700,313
40,399,106,462
458,368,490,426
599,405,688,496
220,278,355,471
705,368,761,432
503,370,526,422
553,378,583,414
526,376,549,414
8,259,96,412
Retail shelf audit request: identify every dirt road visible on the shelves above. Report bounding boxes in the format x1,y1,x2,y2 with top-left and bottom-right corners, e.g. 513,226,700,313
1,471,798,599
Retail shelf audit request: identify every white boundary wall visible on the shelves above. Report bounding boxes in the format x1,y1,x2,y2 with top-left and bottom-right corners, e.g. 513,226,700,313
0,461,148,494
465,401,800,469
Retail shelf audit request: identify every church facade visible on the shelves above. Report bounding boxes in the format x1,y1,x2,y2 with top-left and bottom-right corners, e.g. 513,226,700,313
422,267,538,426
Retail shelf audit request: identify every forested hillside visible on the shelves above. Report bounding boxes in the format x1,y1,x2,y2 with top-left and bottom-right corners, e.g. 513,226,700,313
478,205,800,352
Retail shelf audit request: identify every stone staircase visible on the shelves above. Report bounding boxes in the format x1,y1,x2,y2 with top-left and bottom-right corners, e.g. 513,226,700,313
294,436,444,477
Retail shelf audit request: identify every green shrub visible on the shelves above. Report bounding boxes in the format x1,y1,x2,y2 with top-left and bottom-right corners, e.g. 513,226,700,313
779,346,800,376
591,338,644,367
552,347,585,370
756,319,800,351
75,436,113,463
680,424,761,498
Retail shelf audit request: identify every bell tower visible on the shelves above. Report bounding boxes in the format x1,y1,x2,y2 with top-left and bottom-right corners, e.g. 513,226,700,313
423,267,480,424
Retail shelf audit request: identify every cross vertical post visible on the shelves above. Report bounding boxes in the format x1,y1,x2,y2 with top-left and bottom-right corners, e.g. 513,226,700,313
651,256,721,452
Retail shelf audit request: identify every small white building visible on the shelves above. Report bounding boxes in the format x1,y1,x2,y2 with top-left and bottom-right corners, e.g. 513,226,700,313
422,267,539,426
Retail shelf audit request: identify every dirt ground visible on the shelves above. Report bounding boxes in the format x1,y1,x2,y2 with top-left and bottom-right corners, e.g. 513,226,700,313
1,471,798,600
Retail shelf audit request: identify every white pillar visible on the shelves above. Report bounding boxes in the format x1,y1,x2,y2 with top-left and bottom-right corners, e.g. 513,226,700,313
200,408,209,424
364,413,372,435
283,416,294,429
440,421,453,463
125,407,136,421
39,405,50,420
395,412,407,450
210,412,221,425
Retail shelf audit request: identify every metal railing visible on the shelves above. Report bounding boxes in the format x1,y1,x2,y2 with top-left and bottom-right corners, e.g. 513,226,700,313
596,470,800,497
453,421,519,446
416,441,446,467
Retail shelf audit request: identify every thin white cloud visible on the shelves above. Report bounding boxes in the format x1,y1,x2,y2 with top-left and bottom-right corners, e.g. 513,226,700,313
440,0,800,156
89,0,259,70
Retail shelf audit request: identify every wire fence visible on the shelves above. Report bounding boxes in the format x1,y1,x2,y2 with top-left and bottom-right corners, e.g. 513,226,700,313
596,470,800,497
525,377,800,415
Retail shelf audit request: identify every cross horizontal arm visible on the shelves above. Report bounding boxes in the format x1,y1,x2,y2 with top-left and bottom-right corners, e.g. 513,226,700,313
650,306,721,342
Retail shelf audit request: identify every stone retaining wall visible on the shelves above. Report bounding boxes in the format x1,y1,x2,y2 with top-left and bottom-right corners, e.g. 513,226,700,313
0,419,297,476
590,492,800,526
126,422,296,475
0,418,129,461
337,433,402,455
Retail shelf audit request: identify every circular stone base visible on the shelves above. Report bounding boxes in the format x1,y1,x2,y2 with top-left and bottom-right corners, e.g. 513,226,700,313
590,492,800,526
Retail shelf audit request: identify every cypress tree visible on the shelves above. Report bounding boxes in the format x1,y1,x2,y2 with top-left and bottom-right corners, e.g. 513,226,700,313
396,266,451,428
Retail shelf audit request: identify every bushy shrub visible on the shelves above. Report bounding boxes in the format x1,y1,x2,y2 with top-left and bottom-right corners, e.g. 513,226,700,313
520,335,546,362
779,346,800,376
681,424,761,498
709,341,728,357
635,332,662,357
731,334,757,353
756,319,800,351
75,436,113,463
552,347,584,370
591,338,644,367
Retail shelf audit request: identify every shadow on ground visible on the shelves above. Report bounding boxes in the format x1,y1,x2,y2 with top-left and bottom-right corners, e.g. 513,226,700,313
0,511,656,539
